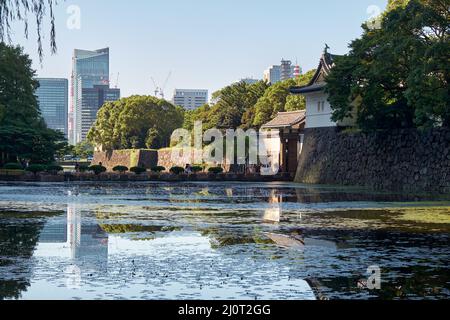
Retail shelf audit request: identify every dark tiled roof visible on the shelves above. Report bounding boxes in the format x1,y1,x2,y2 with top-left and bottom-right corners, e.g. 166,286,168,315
290,83,326,94
262,110,306,129
290,51,341,95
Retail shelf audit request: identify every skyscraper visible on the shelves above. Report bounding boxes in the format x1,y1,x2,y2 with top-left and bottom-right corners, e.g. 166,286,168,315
36,78,69,138
70,48,111,144
79,85,120,141
281,59,294,81
264,59,301,84
263,65,282,84
172,89,208,110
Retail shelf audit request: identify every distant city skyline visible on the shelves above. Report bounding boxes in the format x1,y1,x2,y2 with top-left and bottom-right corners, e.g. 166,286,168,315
11,0,388,98
36,78,69,137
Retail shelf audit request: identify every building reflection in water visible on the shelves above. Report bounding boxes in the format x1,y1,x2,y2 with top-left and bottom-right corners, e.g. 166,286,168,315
262,190,337,250
263,191,283,223
36,203,108,288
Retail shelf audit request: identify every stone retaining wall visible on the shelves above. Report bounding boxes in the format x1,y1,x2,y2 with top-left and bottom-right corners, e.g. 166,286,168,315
92,149,158,171
295,127,450,193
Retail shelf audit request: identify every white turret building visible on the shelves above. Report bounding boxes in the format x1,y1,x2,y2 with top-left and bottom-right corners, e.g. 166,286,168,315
290,47,355,129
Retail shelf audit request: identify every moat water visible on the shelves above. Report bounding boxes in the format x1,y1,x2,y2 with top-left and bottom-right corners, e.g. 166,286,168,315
0,181,449,300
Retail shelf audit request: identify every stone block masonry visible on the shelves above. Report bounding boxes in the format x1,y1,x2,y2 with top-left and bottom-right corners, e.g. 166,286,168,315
92,150,158,171
295,127,450,194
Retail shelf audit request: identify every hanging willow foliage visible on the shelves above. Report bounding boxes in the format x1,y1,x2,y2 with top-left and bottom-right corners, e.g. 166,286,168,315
0,0,58,60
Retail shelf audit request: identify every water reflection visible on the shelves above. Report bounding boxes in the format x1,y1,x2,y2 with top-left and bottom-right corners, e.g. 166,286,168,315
0,182,449,300
35,204,108,263
34,204,109,290
263,192,283,223
0,218,45,299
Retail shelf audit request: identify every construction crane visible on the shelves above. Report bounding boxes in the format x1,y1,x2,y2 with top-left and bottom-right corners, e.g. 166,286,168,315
151,77,161,98
150,71,172,99
161,71,172,99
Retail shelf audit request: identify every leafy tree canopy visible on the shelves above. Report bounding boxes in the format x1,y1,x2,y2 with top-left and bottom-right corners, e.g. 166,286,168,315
184,80,268,131
0,43,66,164
252,70,316,128
88,95,184,151
73,141,94,159
387,0,412,11
184,74,315,131
326,0,449,131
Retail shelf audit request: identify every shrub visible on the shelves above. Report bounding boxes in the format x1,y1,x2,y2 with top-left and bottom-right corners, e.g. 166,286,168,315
0,169,24,176
151,166,166,173
113,165,129,173
3,163,23,170
26,164,47,175
130,166,146,175
190,166,203,173
89,165,107,175
170,166,185,175
208,167,224,174
46,165,64,174
78,164,89,172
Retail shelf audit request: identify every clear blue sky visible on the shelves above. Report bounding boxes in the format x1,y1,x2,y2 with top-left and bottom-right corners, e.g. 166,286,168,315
11,0,387,98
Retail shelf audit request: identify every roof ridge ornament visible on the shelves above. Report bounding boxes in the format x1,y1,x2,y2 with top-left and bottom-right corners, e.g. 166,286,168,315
324,43,330,54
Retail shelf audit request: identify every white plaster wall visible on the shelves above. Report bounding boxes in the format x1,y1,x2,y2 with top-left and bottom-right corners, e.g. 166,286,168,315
260,130,281,175
305,92,337,129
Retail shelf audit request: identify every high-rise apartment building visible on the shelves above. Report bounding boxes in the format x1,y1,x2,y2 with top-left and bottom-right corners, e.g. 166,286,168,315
79,85,120,141
36,78,69,138
172,89,208,110
70,48,111,144
263,65,282,84
264,59,301,84
281,59,294,81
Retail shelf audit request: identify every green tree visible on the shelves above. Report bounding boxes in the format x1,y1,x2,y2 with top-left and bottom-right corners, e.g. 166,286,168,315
210,80,268,129
88,95,184,151
183,80,268,131
0,43,40,127
326,0,449,130
387,0,411,10
183,104,213,131
252,70,316,128
73,141,94,159
0,43,66,165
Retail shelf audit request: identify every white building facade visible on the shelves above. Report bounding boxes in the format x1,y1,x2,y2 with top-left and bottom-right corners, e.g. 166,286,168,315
263,65,282,84
290,50,350,128
264,59,299,84
172,89,208,110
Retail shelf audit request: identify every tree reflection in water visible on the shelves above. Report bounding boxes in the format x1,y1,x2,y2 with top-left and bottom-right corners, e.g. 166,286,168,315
0,211,60,300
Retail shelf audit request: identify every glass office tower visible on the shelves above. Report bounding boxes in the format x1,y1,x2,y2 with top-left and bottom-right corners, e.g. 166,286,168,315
70,48,110,144
36,78,69,138
79,85,120,141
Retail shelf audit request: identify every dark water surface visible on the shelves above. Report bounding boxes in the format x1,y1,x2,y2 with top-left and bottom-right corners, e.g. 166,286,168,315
0,181,449,300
